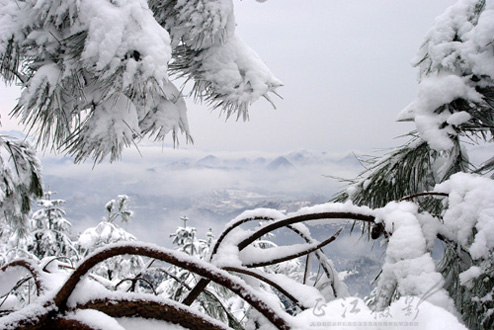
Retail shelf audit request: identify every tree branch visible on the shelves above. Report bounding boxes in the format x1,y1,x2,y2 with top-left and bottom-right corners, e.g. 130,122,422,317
223,266,308,311
210,216,275,258
237,212,375,251
399,192,448,202
185,212,372,306
52,244,293,330
243,227,343,268
1,259,43,296
76,297,229,330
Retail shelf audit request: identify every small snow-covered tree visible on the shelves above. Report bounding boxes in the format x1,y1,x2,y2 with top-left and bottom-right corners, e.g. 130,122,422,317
160,216,241,326
27,190,77,261
334,1,494,328
77,195,144,282
0,0,281,163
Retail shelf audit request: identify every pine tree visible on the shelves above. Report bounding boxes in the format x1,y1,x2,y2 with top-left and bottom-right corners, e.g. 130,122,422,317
334,1,494,328
28,190,77,261
0,0,280,163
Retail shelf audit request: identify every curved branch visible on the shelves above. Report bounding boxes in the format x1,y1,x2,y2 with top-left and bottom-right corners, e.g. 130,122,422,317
224,266,308,311
184,216,275,307
285,224,333,280
114,277,158,295
50,317,101,330
76,297,229,330
399,192,448,202
154,267,193,291
210,216,276,258
185,213,371,306
183,215,277,307
52,244,292,330
1,259,43,296
41,257,74,273
244,227,343,268
238,212,375,251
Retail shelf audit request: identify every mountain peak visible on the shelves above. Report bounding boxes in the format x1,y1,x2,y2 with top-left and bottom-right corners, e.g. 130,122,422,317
266,156,295,171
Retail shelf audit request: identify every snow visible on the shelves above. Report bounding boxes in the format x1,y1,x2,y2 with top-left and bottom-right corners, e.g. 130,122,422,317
399,74,481,151
1,189,479,330
0,302,56,330
293,297,466,330
79,0,171,85
459,266,482,288
197,33,282,117
225,208,286,227
435,172,494,260
116,318,187,330
78,221,137,251
169,0,235,50
0,267,29,297
66,309,126,330
398,0,494,152
239,237,338,268
374,202,455,313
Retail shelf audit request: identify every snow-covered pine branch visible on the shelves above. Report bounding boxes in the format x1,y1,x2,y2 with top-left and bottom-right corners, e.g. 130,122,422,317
0,0,281,163
0,135,43,237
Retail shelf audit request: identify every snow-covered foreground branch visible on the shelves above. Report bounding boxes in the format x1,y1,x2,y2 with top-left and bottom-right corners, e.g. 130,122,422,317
2,173,486,329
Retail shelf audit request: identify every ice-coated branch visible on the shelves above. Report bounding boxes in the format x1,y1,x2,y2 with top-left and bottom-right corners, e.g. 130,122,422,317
154,267,193,291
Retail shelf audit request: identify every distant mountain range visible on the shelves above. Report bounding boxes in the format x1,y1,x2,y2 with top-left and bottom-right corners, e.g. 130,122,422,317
37,147,363,243
148,149,361,173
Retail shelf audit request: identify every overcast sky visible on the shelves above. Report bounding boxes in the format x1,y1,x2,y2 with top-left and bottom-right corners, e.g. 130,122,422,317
0,0,458,157
187,0,458,154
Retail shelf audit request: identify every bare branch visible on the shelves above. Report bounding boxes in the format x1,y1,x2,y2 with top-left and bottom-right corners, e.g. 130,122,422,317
114,277,158,295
